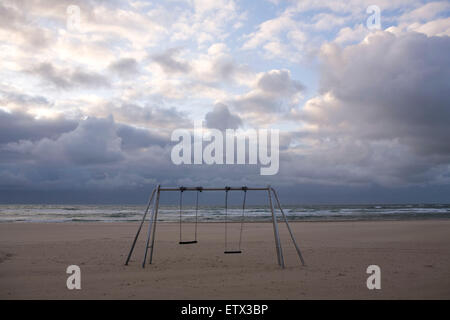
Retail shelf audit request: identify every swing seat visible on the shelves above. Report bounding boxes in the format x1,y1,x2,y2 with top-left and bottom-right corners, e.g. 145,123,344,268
224,250,242,254
179,240,198,244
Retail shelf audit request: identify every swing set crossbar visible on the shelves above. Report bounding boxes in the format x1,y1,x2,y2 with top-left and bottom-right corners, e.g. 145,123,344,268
159,187,269,191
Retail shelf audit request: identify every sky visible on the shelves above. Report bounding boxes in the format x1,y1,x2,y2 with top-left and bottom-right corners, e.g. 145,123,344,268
0,0,450,204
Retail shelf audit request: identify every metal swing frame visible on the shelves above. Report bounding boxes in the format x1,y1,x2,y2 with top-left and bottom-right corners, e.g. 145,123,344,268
124,185,305,269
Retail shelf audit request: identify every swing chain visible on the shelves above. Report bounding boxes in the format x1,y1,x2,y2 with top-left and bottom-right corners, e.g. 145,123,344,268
224,187,230,251
238,186,247,251
224,186,246,254
179,187,184,242
179,186,199,245
195,188,200,241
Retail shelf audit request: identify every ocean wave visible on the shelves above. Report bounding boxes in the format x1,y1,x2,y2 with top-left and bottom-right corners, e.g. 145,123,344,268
0,204,449,223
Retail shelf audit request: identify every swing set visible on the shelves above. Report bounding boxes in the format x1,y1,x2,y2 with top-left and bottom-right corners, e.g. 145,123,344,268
124,185,305,268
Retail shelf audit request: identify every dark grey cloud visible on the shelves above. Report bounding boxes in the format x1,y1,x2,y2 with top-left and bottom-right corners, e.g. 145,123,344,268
0,112,267,194
0,109,449,203
0,112,172,166
28,63,110,89
212,57,236,80
0,91,50,107
0,109,77,144
108,58,139,77
99,102,192,129
292,31,450,186
205,103,242,130
152,48,190,73
116,124,167,150
4,116,123,165
308,31,450,155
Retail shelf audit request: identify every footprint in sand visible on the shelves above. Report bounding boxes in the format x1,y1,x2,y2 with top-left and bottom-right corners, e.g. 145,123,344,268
0,252,14,263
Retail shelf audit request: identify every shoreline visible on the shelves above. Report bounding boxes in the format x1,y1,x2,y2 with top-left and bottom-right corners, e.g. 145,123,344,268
2,217,450,224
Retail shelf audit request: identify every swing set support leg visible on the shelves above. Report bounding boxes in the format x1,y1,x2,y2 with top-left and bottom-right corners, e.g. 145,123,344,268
268,186,285,268
142,185,160,268
148,187,161,265
271,188,306,266
125,187,156,265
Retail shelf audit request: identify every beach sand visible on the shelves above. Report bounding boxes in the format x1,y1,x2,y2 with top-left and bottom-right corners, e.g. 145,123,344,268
1,220,449,299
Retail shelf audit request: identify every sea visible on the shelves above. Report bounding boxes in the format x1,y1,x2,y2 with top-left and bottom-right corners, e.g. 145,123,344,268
0,204,449,223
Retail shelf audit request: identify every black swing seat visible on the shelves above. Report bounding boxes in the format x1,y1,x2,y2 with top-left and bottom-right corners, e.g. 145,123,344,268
179,240,197,245
224,250,242,254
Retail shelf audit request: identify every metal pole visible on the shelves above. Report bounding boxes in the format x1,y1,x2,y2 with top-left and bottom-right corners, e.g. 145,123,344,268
179,190,183,243
195,191,199,242
125,188,156,265
271,188,305,266
158,187,270,191
224,188,229,251
268,186,285,268
238,190,246,251
149,187,161,264
143,184,160,268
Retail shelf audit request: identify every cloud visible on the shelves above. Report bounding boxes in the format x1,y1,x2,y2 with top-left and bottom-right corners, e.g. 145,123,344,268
310,12,351,31
108,58,139,78
187,43,253,87
405,17,450,37
169,0,242,45
0,87,51,113
232,69,305,120
0,0,450,202
334,24,368,44
291,31,450,185
6,116,124,165
257,69,304,95
0,113,176,191
116,124,168,150
92,102,192,130
0,109,77,144
205,103,242,130
243,12,294,50
241,0,450,62
28,63,110,89
152,48,191,74
0,1,52,49
399,1,450,23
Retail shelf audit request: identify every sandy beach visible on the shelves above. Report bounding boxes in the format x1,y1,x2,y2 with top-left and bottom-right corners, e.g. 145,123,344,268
1,220,449,299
